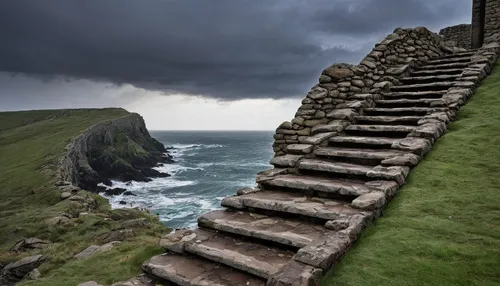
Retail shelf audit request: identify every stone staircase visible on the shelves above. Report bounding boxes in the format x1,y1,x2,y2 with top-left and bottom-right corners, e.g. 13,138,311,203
141,47,498,286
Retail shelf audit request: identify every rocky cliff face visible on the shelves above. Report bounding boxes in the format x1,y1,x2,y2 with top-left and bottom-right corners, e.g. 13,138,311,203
58,113,172,192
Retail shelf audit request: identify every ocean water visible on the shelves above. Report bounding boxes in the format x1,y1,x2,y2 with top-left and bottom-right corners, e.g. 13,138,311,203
101,131,274,228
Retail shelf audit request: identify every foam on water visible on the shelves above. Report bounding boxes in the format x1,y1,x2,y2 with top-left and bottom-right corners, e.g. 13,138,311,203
100,132,273,228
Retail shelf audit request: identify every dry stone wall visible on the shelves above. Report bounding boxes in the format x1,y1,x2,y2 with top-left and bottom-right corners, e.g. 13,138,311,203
439,24,472,49
485,0,500,44
272,27,463,158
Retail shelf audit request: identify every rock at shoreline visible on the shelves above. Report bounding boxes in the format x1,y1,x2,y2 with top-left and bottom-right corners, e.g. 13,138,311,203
98,229,135,243
74,241,121,259
58,113,173,193
104,188,127,196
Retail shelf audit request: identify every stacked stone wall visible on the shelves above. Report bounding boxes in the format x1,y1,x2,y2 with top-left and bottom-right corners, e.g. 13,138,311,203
272,27,463,157
439,24,472,49
485,0,500,44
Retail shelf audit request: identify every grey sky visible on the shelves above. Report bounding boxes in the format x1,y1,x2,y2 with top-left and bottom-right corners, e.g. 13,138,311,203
0,0,472,129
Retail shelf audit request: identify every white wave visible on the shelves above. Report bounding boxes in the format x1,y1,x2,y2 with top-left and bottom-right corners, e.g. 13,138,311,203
154,163,203,175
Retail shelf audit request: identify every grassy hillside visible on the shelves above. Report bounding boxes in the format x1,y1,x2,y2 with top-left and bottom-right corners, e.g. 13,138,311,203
0,108,166,285
322,63,500,285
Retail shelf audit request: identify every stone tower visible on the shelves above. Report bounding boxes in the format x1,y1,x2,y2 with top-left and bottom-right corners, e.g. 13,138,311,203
472,0,500,48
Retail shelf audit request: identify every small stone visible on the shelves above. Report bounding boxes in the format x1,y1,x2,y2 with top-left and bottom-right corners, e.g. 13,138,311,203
325,219,350,231
351,192,386,210
351,80,365,87
60,192,73,200
323,67,354,80
26,268,41,280
319,75,332,83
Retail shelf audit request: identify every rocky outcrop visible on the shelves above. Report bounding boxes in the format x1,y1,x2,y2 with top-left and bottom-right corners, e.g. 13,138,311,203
58,113,172,192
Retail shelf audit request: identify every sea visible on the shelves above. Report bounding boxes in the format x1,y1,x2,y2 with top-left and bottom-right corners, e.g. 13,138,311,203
101,131,274,229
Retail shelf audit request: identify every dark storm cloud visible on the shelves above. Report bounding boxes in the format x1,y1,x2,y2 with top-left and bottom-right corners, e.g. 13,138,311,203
0,0,470,100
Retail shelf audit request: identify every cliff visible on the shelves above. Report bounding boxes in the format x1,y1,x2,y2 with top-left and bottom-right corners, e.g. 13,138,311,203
0,108,168,286
58,113,173,192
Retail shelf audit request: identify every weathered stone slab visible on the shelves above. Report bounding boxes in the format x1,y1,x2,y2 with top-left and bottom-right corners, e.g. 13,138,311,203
382,90,448,98
391,137,432,156
270,155,303,168
256,168,288,184
143,253,265,286
366,165,410,185
262,174,371,197
298,159,372,176
315,147,408,162
293,232,351,271
375,98,442,106
221,191,361,220
324,219,350,231
326,109,358,120
298,132,337,145
329,135,397,147
198,210,333,248
364,181,399,197
409,122,447,140
177,229,294,279
351,192,387,210
354,115,421,124
419,62,468,69
285,144,313,154
237,187,261,196
381,153,420,167
311,122,347,134
345,124,416,133
364,107,435,114
267,261,323,286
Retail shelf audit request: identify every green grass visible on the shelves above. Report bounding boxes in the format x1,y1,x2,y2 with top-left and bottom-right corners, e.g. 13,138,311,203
322,63,500,286
0,108,167,285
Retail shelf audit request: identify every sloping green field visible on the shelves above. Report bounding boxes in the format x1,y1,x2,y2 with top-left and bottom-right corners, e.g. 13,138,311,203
322,63,500,286
0,108,166,286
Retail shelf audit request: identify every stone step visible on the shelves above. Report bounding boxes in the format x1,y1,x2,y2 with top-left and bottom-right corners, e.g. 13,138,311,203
436,51,477,59
161,228,295,279
315,147,418,166
400,74,459,84
382,90,447,99
418,62,468,70
298,159,373,176
354,115,421,125
198,210,333,248
259,174,371,197
425,56,472,65
221,190,362,220
374,98,442,108
363,107,434,116
143,252,266,286
327,136,431,156
345,124,416,134
411,68,464,76
390,82,455,92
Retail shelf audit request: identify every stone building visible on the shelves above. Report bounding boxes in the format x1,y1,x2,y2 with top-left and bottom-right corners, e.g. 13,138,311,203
472,0,500,48
440,0,500,49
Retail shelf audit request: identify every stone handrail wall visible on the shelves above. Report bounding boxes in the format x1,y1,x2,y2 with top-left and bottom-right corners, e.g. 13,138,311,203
272,27,463,158
439,24,472,49
485,0,500,45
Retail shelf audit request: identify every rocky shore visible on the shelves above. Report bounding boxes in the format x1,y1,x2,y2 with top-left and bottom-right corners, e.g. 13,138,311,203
58,113,173,192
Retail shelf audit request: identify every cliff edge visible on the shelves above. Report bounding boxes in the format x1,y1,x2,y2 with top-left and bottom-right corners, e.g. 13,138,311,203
58,112,172,192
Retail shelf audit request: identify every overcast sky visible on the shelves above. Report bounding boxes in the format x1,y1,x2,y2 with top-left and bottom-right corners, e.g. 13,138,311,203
0,0,472,130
